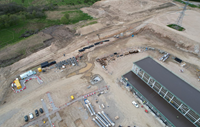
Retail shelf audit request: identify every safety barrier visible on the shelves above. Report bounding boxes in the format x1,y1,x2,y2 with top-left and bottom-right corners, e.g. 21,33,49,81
12,75,43,93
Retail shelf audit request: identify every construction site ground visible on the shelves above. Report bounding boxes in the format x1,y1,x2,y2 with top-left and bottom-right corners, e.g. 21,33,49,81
1,0,200,127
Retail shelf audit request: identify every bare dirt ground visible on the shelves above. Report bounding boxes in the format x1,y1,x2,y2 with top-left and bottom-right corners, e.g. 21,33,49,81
151,10,200,43
1,0,200,127
45,11,66,20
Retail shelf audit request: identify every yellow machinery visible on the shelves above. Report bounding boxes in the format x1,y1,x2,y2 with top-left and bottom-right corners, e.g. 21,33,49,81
14,78,22,89
71,95,74,100
38,67,42,72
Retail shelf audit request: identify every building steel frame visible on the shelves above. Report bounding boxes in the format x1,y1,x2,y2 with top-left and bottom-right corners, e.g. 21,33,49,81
121,76,175,127
130,61,200,127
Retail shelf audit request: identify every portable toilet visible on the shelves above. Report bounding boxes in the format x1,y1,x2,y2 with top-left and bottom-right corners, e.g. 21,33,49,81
14,78,22,89
38,68,42,72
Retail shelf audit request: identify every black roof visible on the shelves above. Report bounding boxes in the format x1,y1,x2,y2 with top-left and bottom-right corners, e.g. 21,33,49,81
135,57,200,115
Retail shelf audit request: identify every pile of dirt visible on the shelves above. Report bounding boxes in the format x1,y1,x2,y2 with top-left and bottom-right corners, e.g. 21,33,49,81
42,25,76,49
42,25,75,40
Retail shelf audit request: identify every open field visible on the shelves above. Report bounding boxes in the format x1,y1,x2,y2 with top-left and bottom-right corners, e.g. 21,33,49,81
0,0,98,50
0,0,200,127
0,21,28,49
0,10,92,50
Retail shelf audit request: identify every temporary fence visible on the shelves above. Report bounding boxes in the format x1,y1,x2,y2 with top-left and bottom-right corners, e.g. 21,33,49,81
12,75,43,93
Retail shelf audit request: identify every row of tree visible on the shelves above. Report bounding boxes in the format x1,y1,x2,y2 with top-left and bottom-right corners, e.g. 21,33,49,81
60,0,100,5
0,2,57,29
0,14,21,28
0,2,57,15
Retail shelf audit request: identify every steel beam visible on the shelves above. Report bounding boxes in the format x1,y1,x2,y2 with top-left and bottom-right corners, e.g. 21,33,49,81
170,96,174,102
177,104,183,110
136,68,139,75
147,77,151,84
163,91,168,98
158,87,163,94
194,118,200,124
184,109,190,116
152,81,156,88
142,72,145,79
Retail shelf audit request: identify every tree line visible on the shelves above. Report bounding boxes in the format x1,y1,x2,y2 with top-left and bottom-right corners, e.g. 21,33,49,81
0,2,57,29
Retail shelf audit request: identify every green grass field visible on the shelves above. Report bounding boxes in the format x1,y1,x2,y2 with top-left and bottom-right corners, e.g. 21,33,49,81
62,10,93,24
0,19,61,49
81,20,97,27
0,21,28,49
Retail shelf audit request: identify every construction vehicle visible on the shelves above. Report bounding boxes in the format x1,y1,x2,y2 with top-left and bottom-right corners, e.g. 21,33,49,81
14,78,22,89
71,95,74,100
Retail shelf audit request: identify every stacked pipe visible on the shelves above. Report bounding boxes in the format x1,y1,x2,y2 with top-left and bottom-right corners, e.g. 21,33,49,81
93,118,102,127
96,114,109,127
79,40,110,52
101,111,115,126
89,103,96,115
86,104,93,116
96,117,106,127
98,112,111,126
159,53,170,62
163,53,170,62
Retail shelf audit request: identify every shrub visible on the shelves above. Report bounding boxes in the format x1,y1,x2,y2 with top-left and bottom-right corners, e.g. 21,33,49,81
167,24,185,31
61,16,69,24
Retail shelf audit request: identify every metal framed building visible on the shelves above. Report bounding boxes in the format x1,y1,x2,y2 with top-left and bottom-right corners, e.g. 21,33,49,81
122,57,200,127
